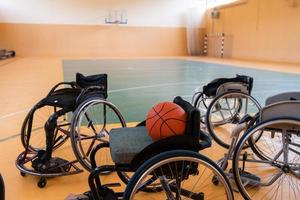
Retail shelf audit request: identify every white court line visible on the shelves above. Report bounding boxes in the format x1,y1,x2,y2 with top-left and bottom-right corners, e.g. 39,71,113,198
108,81,202,93
1,80,297,120
180,95,193,98
0,108,30,120
0,81,202,120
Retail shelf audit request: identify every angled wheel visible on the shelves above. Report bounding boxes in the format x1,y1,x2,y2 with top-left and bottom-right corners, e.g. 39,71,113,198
124,150,234,200
233,118,300,200
70,97,126,172
206,92,261,148
21,104,70,152
193,92,213,124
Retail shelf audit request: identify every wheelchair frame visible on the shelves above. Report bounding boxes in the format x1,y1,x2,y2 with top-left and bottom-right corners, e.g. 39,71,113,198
16,73,126,188
215,92,300,199
192,74,254,124
192,75,261,149
78,97,234,200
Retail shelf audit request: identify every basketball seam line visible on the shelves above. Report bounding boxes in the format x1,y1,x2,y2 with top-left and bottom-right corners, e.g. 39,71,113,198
149,106,179,135
146,103,166,121
147,103,167,133
160,117,181,137
152,107,183,138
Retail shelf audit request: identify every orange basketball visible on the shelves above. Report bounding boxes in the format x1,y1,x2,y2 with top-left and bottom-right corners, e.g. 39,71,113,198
146,102,187,141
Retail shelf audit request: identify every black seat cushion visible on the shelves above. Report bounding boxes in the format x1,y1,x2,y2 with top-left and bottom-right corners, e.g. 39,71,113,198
42,73,108,110
42,88,81,109
203,75,253,97
110,127,153,164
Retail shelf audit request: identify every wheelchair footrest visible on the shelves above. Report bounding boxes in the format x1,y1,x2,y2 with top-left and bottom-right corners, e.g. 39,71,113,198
32,157,71,173
229,168,261,187
103,183,121,188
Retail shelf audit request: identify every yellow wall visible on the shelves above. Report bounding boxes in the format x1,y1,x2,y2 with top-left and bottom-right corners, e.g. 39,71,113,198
0,23,192,57
206,0,300,63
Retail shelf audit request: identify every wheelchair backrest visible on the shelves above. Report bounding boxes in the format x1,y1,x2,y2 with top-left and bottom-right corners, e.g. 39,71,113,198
173,96,200,138
76,73,107,96
265,92,300,105
203,74,253,97
260,100,300,122
76,73,107,89
261,92,300,122
215,82,250,96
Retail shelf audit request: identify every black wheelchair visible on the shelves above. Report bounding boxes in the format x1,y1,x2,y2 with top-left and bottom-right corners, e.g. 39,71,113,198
192,75,261,149
69,96,234,200
16,73,126,188
0,173,4,200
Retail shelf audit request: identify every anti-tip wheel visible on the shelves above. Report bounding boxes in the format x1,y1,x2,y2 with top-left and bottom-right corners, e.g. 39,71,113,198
20,172,26,177
37,177,47,188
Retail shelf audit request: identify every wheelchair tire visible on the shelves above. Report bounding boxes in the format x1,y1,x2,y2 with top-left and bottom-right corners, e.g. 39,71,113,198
123,150,234,200
206,91,261,149
70,97,126,172
233,118,300,200
21,104,69,152
117,170,163,193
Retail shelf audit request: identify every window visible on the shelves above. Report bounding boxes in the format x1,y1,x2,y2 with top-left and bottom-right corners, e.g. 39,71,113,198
204,0,238,8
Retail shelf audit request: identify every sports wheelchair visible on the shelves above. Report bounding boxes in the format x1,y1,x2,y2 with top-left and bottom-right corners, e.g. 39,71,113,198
192,75,261,149
0,173,4,200
16,73,126,188
70,96,234,200
0,49,15,60
215,92,300,200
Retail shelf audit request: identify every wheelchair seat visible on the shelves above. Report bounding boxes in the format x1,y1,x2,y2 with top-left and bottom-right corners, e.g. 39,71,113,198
109,96,211,168
42,88,81,109
110,126,152,165
41,73,107,110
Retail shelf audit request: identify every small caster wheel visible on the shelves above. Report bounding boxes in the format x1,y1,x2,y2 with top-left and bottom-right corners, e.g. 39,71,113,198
20,172,26,177
212,175,220,186
37,178,47,188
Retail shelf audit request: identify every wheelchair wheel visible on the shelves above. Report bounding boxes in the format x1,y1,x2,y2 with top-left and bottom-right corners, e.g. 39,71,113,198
206,92,261,148
71,97,126,172
193,92,213,124
233,118,300,200
123,150,234,200
21,104,70,152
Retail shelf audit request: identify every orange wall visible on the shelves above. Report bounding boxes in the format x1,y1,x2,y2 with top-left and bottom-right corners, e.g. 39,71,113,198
206,0,300,63
0,23,189,57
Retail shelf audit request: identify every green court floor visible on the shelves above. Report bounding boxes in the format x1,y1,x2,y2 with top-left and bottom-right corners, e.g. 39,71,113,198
63,59,300,122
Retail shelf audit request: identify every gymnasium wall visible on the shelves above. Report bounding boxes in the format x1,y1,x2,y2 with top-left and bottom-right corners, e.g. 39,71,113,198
0,0,207,57
206,0,300,63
